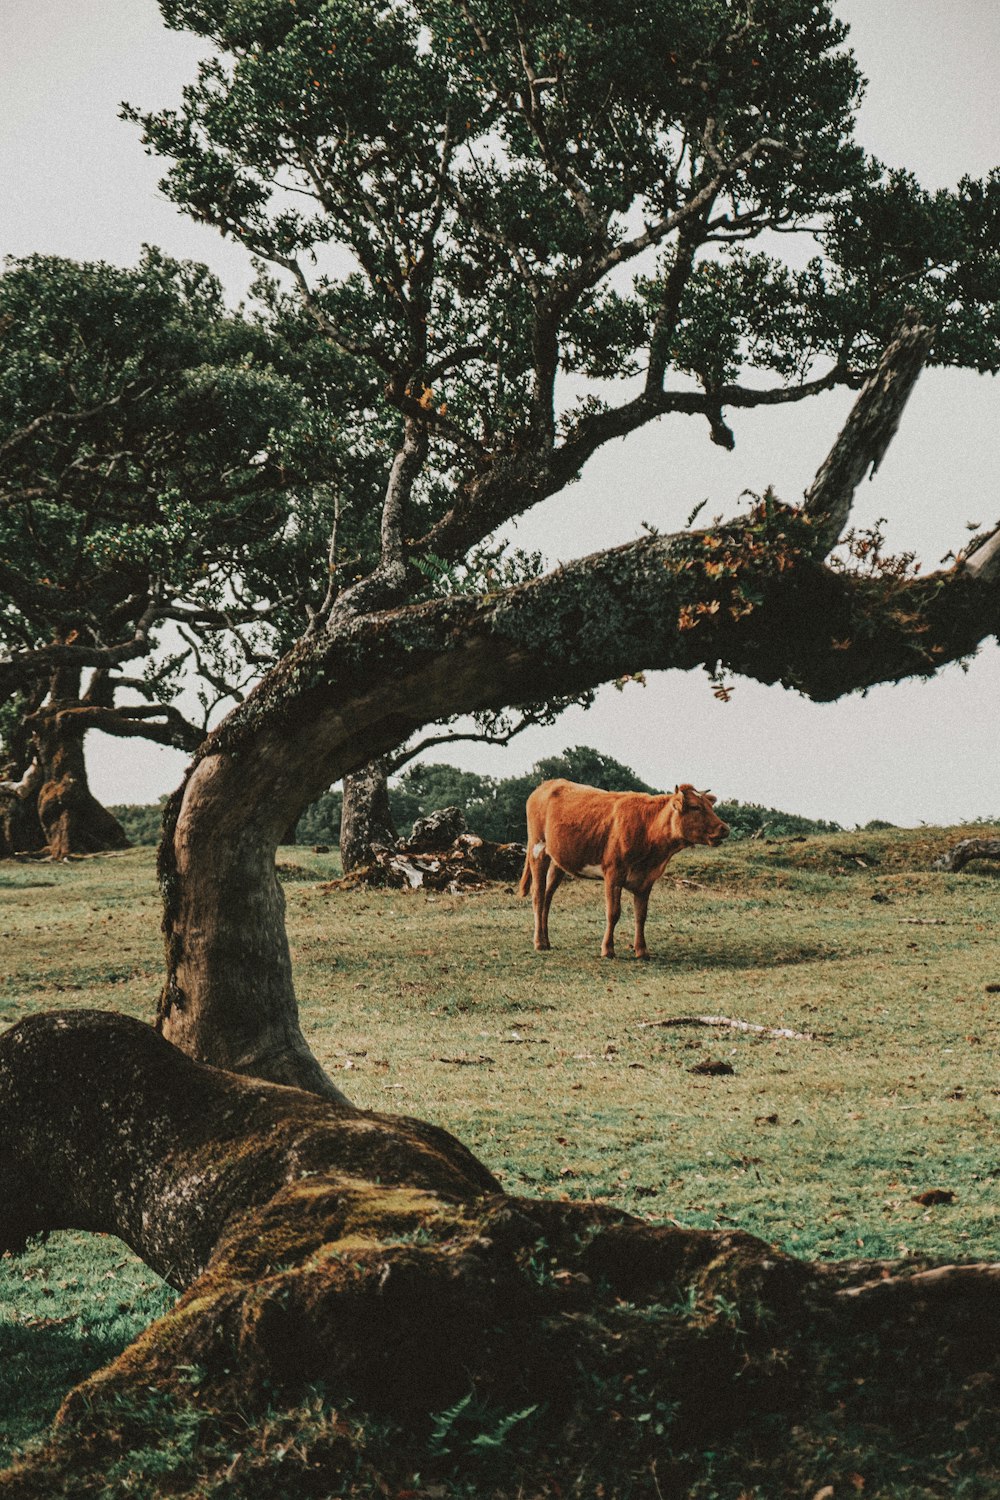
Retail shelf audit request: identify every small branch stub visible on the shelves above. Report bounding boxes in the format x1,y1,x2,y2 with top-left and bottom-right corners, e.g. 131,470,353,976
803,312,935,554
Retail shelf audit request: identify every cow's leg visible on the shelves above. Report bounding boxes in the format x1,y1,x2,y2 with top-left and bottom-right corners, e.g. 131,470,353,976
538,863,564,950
531,850,553,950
632,886,652,960
602,873,622,959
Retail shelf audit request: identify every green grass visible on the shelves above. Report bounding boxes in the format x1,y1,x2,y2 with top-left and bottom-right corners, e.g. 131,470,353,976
0,1232,173,1464
1,827,999,1471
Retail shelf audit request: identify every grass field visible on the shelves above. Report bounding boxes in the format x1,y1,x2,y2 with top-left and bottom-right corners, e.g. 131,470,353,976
1,826,998,1469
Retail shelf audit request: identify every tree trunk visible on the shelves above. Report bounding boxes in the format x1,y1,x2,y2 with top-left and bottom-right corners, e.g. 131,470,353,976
32,702,130,859
3,1011,998,1497
157,753,348,1101
0,692,46,857
339,756,398,871
0,758,45,857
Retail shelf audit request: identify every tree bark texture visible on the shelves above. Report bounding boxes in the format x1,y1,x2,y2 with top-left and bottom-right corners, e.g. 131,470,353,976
0,777,45,859
32,709,130,859
338,756,398,872
2,1012,998,1498
802,312,936,551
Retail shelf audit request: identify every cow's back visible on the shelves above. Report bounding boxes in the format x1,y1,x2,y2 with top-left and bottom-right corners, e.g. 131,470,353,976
527,779,663,873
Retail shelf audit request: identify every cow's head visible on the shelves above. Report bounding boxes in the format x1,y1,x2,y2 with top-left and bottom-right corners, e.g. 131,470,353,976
672,784,730,846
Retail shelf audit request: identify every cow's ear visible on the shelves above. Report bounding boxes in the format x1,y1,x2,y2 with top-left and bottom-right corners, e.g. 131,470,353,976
673,785,680,794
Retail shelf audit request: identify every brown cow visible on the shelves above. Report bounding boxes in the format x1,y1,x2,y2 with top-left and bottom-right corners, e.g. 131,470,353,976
518,779,729,959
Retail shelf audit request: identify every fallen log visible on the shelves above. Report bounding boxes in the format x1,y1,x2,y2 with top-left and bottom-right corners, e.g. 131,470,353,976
933,836,1000,872
328,831,527,892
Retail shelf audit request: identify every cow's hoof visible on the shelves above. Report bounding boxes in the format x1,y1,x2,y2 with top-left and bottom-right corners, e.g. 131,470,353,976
601,951,616,960
635,951,651,962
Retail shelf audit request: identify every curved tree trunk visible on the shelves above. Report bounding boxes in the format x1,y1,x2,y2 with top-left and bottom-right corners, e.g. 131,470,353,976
157,752,346,1099
26,669,128,858
339,756,397,872
2,1011,998,1497
32,706,130,858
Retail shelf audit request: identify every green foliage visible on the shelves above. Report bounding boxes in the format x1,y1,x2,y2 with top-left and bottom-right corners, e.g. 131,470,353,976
716,801,841,839
107,799,169,846
389,762,493,839
0,248,375,780
130,0,1000,468
0,249,338,642
292,788,344,846
427,1391,540,1468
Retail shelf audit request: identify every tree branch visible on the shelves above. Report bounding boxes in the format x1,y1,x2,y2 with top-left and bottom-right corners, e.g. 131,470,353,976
0,380,158,462
386,705,564,773
36,702,202,752
416,364,854,567
511,6,608,245
327,420,428,626
802,312,935,554
195,509,1000,851
578,135,800,294
0,600,160,703
0,758,42,802
959,523,1000,584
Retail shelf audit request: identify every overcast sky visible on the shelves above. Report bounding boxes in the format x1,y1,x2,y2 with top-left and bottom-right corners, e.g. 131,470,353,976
2,1,999,825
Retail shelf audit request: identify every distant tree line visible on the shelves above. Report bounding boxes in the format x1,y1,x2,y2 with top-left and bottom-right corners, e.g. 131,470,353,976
111,746,842,847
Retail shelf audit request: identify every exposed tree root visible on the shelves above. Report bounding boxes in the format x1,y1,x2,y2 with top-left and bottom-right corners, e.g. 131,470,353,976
0,1011,997,1497
836,1262,1000,1300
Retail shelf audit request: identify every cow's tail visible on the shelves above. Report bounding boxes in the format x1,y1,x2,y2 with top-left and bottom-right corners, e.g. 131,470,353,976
517,848,532,898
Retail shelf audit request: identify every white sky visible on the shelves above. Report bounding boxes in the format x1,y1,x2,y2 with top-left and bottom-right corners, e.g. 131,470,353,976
2,0,999,826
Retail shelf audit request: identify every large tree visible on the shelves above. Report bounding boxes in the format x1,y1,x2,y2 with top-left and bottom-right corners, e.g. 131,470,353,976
3,5,1000,1487
0,249,372,856
116,0,1000,1092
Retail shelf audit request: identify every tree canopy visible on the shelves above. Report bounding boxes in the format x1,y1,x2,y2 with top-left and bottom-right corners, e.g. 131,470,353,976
0,249,380,850
132,0,1000,514
0,249,335,679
